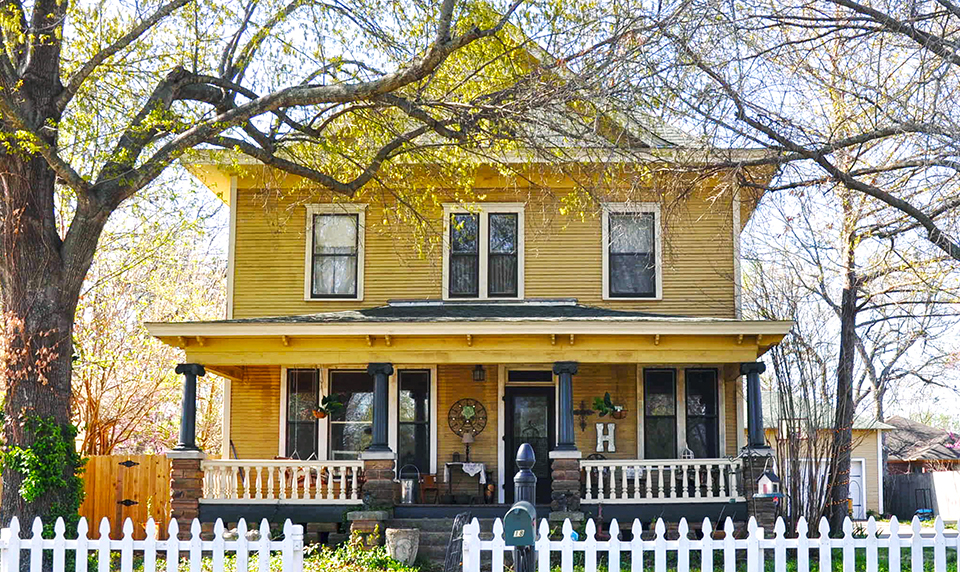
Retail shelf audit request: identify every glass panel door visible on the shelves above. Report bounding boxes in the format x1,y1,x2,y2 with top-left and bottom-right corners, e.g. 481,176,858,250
505,386,554,504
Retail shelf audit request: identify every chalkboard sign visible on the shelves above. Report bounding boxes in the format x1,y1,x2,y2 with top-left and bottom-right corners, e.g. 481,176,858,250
443,511,473,572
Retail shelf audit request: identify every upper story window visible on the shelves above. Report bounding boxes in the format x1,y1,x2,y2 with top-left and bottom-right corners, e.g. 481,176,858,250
304,204,366,300
443,204,524,299
602,203,662,300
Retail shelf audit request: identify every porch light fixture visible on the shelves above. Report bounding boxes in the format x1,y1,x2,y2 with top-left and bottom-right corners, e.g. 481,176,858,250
473,364,485,382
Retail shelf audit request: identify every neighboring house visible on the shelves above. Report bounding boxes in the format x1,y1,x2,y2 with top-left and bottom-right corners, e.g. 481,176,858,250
885,416,960,474
147,116,793,529
754,391,892,520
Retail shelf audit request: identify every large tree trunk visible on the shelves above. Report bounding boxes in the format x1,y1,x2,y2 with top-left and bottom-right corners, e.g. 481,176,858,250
0,153,90,527
829,200,858,533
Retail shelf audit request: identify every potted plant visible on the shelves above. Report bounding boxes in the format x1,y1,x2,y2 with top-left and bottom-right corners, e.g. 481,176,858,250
593,392,627,419
312,395,343,419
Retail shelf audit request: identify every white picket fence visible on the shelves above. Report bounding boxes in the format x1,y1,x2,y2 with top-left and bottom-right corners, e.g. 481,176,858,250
0,517,303,572
463,515,960,572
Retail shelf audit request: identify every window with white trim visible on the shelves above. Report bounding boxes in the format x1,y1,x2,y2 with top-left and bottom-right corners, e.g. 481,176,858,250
443,204,524,299
304,204,366,300
602,204,661,299
328,370,374,460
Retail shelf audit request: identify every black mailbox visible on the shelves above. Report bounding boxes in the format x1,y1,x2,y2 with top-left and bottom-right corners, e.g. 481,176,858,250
504,500,537,547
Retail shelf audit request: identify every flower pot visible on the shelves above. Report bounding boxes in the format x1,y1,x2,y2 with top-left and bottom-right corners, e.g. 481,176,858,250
386,528,420,565
611,409,627,420
312,410,327,419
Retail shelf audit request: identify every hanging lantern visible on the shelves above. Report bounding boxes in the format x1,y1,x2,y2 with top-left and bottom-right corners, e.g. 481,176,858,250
473,364,486,382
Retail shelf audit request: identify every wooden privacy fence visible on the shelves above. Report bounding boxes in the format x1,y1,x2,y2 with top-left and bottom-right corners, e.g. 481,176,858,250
463,516,960,572
79,455,171,539
0,517,303,572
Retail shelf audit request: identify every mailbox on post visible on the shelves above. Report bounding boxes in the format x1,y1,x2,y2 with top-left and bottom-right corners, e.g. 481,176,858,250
504,500,536,547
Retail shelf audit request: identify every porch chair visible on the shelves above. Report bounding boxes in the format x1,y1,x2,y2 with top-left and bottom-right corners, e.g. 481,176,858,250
420,474,440,504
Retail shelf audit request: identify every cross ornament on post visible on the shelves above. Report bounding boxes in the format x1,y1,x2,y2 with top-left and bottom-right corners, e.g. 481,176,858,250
573,400,595,432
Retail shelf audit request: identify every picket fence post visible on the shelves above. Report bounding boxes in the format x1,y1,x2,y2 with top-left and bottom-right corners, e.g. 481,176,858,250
76,518,88,572
608,519,621,572
722,517,735,572
584,519,597,572
911,516,923,572
818,517,831,572
866,517,878,572
773,518,786,572
536,520,550,572
462,518,480,572
677,519,689,572
889,517,901,572
700,518,713,572
560,519,574,572
796,517,809,572
144,518,157,572
491,518,504,572
653,519,666,572
746,517,759,572
630,519,643,572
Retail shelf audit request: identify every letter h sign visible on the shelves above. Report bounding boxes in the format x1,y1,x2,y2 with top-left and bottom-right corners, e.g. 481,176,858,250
595,423,616,452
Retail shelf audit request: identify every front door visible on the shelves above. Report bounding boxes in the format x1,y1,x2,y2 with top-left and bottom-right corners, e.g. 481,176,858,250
505,386,555,504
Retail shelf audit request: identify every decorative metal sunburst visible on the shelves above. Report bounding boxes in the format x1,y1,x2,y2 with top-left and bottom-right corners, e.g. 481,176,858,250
447,398,487,437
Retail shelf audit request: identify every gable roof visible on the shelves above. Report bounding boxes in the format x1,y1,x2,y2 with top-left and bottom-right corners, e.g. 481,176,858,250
884,416,960,462
760,390,894,431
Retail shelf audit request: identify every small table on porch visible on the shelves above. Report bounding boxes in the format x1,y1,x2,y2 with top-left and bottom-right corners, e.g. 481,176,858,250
443,462,487,502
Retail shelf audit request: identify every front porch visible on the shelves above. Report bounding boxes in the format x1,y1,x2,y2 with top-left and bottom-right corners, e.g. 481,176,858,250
150,304,789,530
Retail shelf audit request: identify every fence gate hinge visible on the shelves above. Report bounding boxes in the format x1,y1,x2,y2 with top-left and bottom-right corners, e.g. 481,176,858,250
118,499,139,507
119,460,140,467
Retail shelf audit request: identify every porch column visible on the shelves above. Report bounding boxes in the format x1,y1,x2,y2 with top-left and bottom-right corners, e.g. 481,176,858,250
550,361,582,515
366,362,393,453
174,363,205,451
360,363,396,509
553,361,578,451
740,361,767,450
169,363,206,538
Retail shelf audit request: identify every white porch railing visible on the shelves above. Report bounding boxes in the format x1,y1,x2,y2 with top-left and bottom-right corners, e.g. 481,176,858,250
581,458,742,503
201,460,363,504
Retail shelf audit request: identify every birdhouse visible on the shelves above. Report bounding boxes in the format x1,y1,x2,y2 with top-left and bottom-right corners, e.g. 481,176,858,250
756,469,781,497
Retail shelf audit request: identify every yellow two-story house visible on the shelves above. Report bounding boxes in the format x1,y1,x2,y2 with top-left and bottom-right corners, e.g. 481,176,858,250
148,137,793,528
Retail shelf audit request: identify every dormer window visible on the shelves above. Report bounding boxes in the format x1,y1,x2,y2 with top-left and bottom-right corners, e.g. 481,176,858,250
602,203,662,300
304,204,366,300
443,204,524,299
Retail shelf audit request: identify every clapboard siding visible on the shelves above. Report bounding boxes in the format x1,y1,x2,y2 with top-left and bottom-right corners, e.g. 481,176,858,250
231,184,738,319
229,366,281,459
436,364,500,484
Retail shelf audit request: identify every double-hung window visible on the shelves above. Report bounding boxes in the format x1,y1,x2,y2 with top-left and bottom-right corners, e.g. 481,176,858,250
285,369,320,459
602,204,661,299
685,368,719,459
644,369,677,459
328,371,374,460
305,204,366,300
397,370,431,473
444,204,523,299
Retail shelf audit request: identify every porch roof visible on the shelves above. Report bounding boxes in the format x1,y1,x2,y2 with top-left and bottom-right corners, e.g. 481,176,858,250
146,300,792,338
146,301,792,366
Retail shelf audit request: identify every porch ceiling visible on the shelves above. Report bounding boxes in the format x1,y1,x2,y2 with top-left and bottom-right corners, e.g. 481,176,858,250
146,304,792,366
